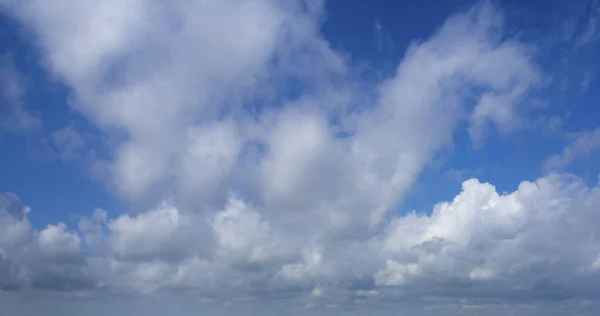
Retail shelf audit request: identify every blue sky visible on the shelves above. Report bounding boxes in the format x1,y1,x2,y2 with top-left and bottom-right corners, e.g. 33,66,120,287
1,0,600,315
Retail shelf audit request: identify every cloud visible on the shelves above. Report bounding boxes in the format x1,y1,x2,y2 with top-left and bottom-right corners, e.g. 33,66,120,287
51,124,85,161
374,19,384,51
0,0,596,313
575,0,600,47
0,193,93,291
582,69,593,92
5,170,600,307
373,19,395,54
544,127,600,170
1,0,541,207
376,173,600,298
0,55,42,134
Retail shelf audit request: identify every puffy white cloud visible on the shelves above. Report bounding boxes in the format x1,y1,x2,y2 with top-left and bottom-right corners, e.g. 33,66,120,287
4,167,600,311
4,172,600,307
0,193,92,291
107,203,183,260
376,173,600,299
37,223,82,263
66,172,600,302
212,198,273,260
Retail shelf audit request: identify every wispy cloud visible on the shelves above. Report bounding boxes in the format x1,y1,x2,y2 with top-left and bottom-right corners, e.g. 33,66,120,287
374,19,384,51
0,55,41,134
544,127,600,170
575,0,600,47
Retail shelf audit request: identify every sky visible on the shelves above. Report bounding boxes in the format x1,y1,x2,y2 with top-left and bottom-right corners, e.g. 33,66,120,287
1,0,600,315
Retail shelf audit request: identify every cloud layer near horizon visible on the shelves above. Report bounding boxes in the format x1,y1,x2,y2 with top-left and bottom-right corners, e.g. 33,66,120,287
1,0,600,312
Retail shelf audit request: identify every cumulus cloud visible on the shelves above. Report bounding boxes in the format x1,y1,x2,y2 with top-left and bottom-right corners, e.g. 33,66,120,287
1,0,598,313
377,174,600,298
5,170,600,307
0,193,92,291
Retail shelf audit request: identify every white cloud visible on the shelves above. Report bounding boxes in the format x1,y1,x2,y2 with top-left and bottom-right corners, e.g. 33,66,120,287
37,223,82,262
0,0,542,216
9,169,600,304
2,0,297,203
544,127,600,170
376,173,600,297
212,197,286,265
5,171,600,308
107,203,184,261
0,193,92,291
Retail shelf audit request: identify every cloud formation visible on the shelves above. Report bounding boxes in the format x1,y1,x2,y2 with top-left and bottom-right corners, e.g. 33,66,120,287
0,55,41,134
1,0,599,313
545,127,600,170
0,193,92,291
5,166,600,309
